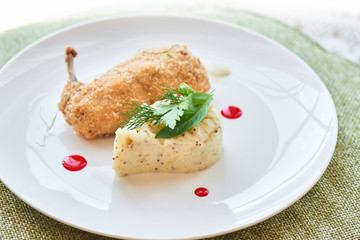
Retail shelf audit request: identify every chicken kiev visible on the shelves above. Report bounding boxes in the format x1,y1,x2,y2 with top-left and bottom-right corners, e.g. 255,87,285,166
58,45,210,139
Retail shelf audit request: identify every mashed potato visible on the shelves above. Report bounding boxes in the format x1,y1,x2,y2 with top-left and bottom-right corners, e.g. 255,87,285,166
112,104,222,177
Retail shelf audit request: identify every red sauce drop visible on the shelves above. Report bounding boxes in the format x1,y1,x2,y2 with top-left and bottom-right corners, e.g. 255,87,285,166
221,106,242,119
62,155,87,171
195,187,209,197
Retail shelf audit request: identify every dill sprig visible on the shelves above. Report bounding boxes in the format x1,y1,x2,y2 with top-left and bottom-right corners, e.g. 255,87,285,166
118,103,162,129
146,44,180,58
37,109,59,146
158,85,182,104
37,96,67,146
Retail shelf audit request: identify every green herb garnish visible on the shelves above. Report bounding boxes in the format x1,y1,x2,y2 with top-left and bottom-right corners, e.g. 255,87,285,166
120,83,213,139
146,44,180,58
118,103,163,130
37,109,59,146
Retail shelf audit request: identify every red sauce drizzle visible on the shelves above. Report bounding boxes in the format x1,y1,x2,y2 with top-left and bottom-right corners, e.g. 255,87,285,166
62,155,87,171
195,187,209,197
221,106,242,119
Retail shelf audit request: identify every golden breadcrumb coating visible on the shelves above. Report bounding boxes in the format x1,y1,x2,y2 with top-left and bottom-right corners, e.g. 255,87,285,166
58,45,210,139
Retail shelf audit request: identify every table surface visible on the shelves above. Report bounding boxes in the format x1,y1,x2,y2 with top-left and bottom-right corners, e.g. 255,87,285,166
265,12,360,65
1,1,359,65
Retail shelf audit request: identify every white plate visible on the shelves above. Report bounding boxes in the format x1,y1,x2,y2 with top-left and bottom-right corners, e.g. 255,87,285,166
0,15,337,239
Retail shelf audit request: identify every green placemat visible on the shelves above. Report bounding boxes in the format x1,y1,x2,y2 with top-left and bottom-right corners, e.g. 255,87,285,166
1,10,359,239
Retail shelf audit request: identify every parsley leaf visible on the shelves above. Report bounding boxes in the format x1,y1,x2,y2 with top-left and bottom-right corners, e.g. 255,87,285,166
155,92,213,138
155,98,189,129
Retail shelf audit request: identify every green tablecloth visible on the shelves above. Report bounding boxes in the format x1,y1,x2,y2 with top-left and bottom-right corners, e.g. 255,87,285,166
1,10,359,239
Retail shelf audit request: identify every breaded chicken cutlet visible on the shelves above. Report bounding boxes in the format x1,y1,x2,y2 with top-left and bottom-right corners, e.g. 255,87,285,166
58,45,210,139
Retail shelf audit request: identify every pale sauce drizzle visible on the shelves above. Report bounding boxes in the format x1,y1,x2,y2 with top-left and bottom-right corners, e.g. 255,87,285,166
203,61,231,82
